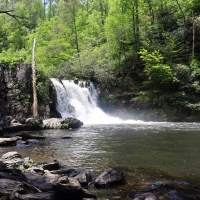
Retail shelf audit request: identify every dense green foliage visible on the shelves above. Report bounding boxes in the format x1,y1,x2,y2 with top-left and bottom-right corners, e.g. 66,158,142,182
1,0,200,116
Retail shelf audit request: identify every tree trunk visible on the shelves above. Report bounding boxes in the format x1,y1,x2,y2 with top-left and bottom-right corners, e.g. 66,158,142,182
175,0,186,29
192,12,195,59
32,38,39,118
100,0,104,25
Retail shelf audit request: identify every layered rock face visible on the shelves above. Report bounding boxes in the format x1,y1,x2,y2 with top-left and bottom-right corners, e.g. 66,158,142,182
0,63,33,119
0,63,51,120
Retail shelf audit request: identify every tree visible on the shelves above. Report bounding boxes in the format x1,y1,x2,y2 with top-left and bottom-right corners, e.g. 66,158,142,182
32,38,39,118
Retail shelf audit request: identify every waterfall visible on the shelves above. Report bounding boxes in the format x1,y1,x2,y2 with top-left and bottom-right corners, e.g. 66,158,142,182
50,78,138,124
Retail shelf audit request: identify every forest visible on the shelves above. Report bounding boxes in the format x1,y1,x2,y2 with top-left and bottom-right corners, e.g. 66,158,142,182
1,0,200,120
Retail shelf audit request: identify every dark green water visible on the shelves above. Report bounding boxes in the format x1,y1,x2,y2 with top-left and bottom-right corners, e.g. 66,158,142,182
1,122,200,198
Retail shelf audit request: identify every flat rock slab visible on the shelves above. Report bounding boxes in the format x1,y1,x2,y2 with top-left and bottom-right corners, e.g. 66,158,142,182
15,192,54,200
0,136,22,146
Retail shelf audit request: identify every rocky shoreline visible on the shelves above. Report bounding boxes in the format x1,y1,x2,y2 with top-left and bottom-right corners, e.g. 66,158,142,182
0,150,199,200
0,151,126,200
0,116,83,135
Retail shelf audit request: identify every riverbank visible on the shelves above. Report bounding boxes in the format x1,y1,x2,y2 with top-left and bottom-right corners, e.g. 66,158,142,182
0,149,199,200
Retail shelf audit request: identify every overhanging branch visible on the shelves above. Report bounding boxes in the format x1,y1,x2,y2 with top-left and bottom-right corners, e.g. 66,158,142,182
0,9,26,23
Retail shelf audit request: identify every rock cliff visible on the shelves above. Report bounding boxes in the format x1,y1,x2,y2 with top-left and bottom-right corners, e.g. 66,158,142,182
0,63,51,120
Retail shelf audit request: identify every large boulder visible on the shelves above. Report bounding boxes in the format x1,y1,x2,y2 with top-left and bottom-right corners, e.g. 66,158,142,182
1,151,24,169
94,168,125,188
52,176,96,200
43,118,83,129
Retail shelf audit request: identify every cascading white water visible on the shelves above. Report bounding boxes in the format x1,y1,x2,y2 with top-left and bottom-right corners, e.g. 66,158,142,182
50,78,140,124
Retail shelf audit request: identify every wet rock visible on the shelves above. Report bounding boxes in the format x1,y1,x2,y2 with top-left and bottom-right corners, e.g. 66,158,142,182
164,190,196,200
4,158,24,169
0,161,7,170
124,189,137,197
1,151,23,168
0,136,22,146
133,192,158,200
2,151,22,160
28,166,44,174
130,182,164,192
66,118,83,129
0,178,25,196
0,116,13,128
17,133,45,140
27,139,40,144
50,167,81,177
16,140,29,147
43,171,60,184
94,167,125,188
61,136,73,139
25,172,53,192
43,162,60,171
25,118,43,126
53,176,96,200
74,171,92,188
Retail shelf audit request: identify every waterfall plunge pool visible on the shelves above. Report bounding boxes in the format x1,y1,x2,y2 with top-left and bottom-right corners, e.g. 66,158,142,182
1,122,200,199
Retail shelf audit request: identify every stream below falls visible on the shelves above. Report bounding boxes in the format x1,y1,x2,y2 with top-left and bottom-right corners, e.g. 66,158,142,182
1,122,200,199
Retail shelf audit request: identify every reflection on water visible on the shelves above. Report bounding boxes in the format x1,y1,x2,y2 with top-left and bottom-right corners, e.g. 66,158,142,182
1,122,200,187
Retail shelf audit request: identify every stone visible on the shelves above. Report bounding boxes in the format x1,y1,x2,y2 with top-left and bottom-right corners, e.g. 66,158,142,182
16,140,29,148
2,151,22,160
3,158,24,168
74,171,92,188
43,162,60,171
25,118,43,126
164,190,196,200
94,167,125,188
133,192,158,200
25,172,53,192
0,178,24,196
43,171,60,183
27,139,40,144
53,176,96,200
14,192,54,200
42,118,83,129
0,136,22,146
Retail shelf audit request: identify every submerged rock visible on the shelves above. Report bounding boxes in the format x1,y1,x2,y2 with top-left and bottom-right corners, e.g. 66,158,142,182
164,190,196,200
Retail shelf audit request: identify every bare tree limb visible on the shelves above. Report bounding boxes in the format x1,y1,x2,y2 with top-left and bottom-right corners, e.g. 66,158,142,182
0,9,26,23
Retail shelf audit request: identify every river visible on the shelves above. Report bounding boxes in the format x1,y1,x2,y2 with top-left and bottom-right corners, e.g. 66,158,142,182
1,122,200,197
